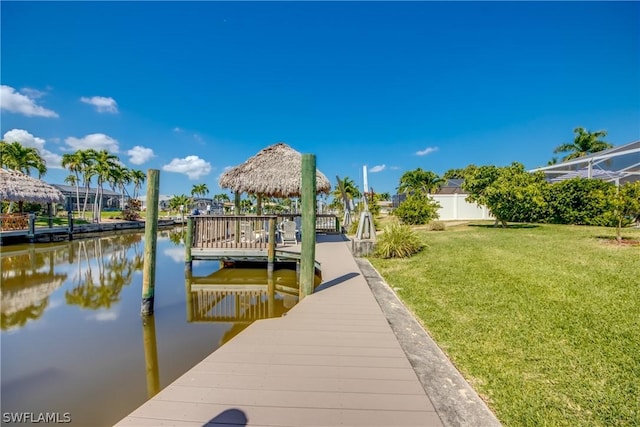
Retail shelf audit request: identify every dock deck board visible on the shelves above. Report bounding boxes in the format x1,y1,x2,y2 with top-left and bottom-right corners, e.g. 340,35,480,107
116,236,444,427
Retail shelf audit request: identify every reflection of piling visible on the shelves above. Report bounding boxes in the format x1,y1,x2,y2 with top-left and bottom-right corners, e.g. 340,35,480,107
141,315,160,399
141,169,160,315
185,274,193,322
185,217,193,273
300,154,317,299
267,270,275,318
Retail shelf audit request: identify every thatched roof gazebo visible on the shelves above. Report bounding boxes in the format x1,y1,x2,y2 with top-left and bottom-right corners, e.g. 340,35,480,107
0,168,65,204
218,143,331,200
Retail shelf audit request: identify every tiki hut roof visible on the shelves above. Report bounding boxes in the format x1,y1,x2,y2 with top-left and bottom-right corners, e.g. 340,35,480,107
218,143,331,198
0,168,65,204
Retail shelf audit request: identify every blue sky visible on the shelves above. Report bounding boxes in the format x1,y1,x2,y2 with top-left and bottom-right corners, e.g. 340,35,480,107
1,1,638,198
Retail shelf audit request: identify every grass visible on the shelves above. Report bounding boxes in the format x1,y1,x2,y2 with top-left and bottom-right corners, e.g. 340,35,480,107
369,222,640,427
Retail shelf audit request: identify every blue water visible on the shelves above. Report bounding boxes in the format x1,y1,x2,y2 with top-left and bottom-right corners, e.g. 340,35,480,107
1,228,290,426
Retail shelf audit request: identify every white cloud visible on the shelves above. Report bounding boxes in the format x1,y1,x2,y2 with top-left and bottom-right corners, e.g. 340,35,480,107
64,133,119,152
162,155,212,180
20,87,46,99
369,164,386,173
0,85,58,117
173,127,183,133
87,310,119,322
80,96,118,113
163,247,185,263
3,129,63,169
416,146,439,156
127,146,155,165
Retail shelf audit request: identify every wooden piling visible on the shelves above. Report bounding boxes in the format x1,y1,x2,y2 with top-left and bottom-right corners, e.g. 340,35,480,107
300,154,317,299
67,212,74,240
28,213,36,242
185,216,193,273
141,169,160,316
47,203,53,228
234,191,241,243
267,217,276,274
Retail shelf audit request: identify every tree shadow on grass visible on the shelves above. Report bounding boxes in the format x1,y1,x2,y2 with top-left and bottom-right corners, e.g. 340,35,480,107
468,223,540,229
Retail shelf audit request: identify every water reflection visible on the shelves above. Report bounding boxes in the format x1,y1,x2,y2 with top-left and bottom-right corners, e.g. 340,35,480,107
64,235,143,310
2,246,67,331
1,229,311,426
141,315,160,399
185,264,300,345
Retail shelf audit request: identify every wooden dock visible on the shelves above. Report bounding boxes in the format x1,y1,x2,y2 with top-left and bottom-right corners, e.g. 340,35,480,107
116,235,444,426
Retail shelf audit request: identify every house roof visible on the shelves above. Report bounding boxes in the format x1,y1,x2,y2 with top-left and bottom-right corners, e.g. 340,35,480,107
51,183,122,197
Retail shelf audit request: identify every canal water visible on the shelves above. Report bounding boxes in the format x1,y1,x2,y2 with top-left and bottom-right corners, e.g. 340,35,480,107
1,228,299,426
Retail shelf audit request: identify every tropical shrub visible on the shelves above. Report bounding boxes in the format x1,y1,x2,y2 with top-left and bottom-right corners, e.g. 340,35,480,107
394,193,440,225
374,222,425,259
545,178,616,226
122,199,141,221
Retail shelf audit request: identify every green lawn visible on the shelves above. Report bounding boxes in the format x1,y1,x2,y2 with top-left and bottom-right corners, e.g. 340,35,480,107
369,222,640,427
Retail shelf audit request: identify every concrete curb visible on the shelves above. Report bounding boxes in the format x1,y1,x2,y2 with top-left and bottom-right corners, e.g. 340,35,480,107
355,257,502,427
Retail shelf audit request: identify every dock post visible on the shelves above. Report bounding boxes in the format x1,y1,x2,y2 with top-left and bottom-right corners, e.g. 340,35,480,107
267,217,276,274
67,211,74,240
141,169,160,316
234,191,241,243
185,216,193,273
47,203,53,228
184,274,193,322
28,213,36,242
300,154,317,299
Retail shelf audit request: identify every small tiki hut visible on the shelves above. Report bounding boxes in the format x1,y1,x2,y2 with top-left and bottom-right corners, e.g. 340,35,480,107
218,143,331,214
1,169,65,229
0,168,65,205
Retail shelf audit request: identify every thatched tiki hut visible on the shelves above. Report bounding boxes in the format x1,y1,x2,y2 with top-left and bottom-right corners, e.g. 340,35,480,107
218,142,331,214
0,168,65,229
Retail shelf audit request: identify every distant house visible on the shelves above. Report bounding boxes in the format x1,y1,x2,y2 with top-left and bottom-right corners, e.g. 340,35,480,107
50,184,126,211
138,194,173,211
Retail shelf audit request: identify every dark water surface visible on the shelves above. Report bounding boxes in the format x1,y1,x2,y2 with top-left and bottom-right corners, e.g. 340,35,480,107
1,228,297,426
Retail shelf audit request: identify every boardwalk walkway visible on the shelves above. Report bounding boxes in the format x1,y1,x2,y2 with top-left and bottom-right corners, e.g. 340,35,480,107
116,235,499,427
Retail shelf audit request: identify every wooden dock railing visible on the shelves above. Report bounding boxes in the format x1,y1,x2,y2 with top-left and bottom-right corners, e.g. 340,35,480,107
190,214,340,249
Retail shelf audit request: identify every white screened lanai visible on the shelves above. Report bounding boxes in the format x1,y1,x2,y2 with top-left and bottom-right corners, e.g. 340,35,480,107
531,140,640,185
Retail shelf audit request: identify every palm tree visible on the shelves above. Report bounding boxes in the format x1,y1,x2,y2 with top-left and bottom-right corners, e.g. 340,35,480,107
397,168,444,195
0,141,47,177
62,152,86,216
213,193,231,213
553,127,612,161
91,150,120,222
191,183,209,199
332,176,361,210
109,164,132,211
168,194,191,221
130,169,146,199
73,149,96,220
